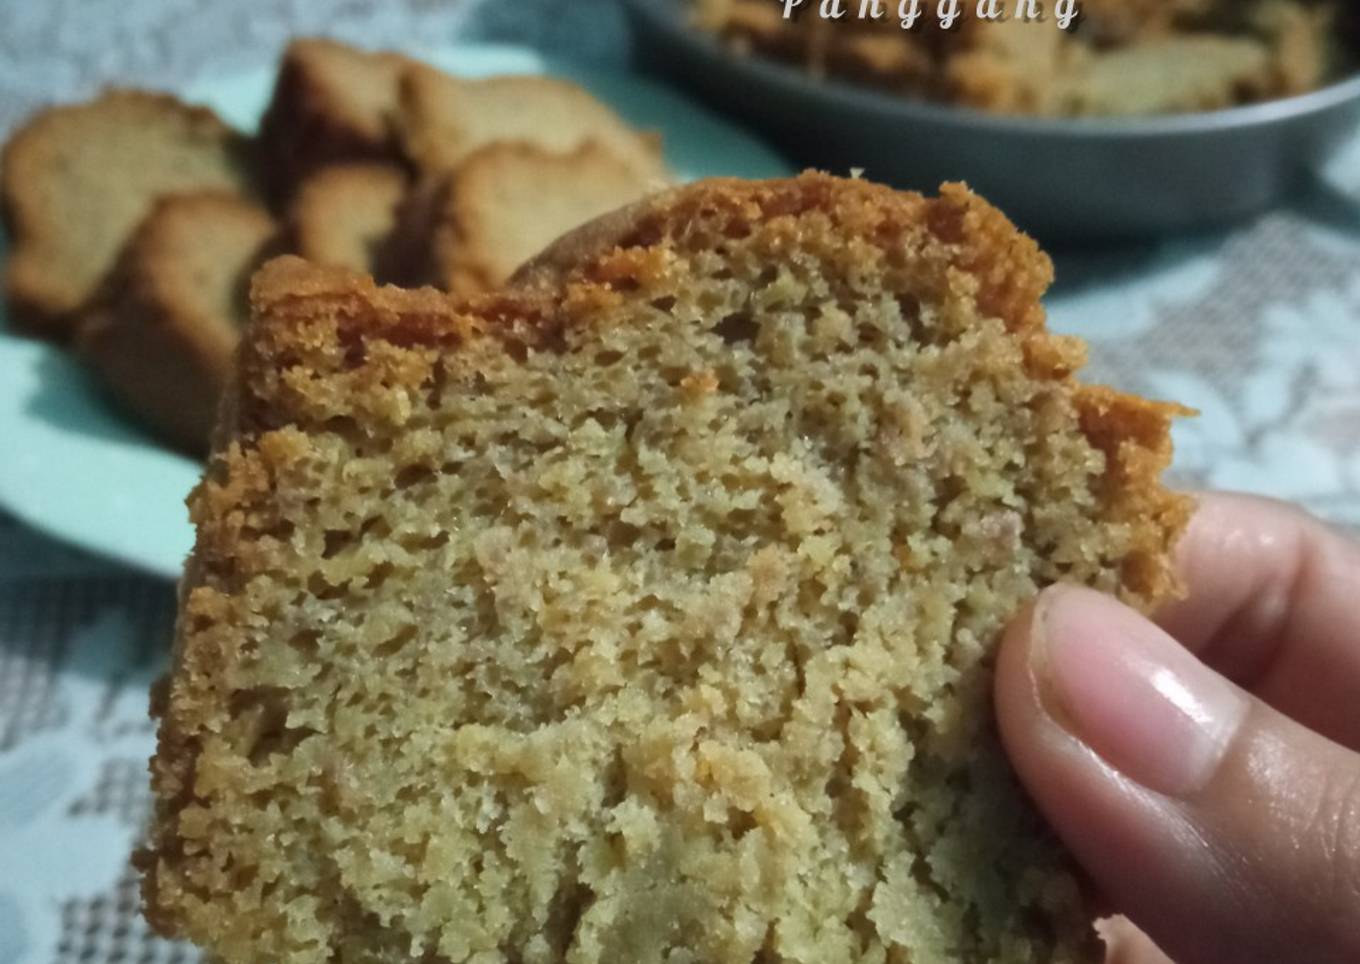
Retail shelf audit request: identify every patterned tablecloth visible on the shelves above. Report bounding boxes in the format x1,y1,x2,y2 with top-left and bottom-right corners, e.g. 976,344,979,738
1,2,1358,962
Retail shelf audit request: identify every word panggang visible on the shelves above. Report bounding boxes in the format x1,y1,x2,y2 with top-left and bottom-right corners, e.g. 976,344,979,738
784,0,1081,31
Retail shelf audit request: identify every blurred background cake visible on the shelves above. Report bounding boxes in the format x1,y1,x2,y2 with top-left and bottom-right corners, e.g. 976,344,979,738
691,0,1348,116
1,38,671,453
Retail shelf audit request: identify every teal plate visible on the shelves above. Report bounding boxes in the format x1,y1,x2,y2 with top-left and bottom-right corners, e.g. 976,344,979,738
0,43,791,580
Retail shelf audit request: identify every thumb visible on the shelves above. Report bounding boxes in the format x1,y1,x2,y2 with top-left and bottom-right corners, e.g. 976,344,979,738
995,585,1360,964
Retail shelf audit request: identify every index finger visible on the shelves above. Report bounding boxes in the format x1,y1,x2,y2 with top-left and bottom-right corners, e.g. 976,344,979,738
1156,491,1360,751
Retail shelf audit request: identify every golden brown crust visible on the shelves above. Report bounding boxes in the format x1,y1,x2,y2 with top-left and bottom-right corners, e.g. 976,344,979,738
1,90,253,338
508,187,682,291
143,174,1189,963
76,192,278,453
519,174,1055,349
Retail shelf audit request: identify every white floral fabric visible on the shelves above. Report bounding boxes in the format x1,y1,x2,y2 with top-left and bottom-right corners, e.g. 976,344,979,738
1050,209,1360,527
0,1,1357,962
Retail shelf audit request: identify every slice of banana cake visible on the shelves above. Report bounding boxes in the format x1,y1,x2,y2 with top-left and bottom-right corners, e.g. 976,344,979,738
141,173,1190,964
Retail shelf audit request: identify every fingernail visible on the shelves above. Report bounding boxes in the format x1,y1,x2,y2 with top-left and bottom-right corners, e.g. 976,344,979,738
1033,586,1248,797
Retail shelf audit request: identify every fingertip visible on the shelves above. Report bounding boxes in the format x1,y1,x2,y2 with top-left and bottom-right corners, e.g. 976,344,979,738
996,590,1042,694
1097,917,1176,964
1157,490,1318,651
1155,491,1360,748
993,589,1049,761
996,577,1360,964
993,590,1191,957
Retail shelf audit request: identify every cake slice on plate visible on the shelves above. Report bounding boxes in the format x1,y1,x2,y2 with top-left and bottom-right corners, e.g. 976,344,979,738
413,141,661,296
76,191,277,454
397,64,668,180
287,161,409,279
1,90,254,338
140,174,1189,964
257,38,418,203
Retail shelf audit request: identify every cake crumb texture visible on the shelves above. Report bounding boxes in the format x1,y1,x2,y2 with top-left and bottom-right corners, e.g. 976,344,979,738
141,174,1190,964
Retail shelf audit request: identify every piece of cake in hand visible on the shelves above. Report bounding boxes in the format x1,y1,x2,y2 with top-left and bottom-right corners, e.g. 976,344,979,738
77,192,277,453
140,174,1191,963
1,90,254,338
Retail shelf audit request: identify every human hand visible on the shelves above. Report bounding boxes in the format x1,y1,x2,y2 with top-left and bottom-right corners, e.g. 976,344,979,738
995,492,1360,964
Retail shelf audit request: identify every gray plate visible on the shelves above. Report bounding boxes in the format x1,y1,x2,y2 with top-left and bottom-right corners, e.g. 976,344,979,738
624,0,1360,241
